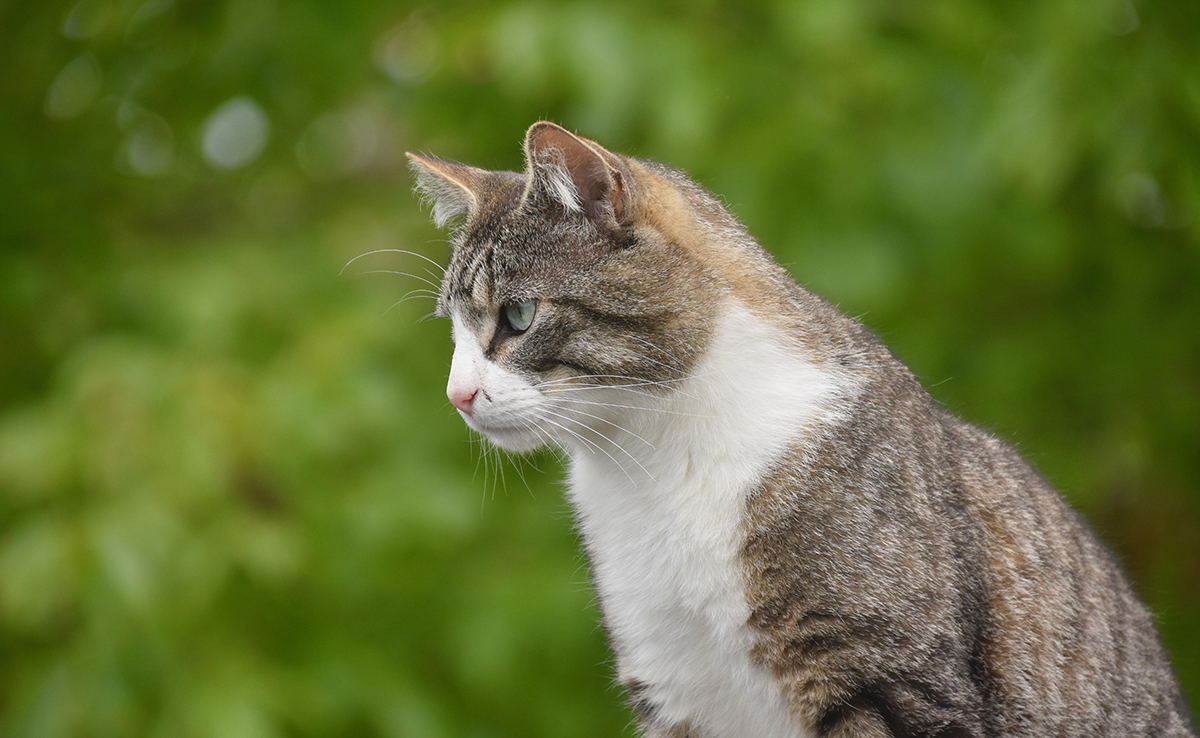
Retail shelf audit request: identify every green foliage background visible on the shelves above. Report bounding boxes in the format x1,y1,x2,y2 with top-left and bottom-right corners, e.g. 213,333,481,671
1,0,1198,735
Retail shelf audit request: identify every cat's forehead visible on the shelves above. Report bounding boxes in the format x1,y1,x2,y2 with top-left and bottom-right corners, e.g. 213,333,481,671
443,205,606,312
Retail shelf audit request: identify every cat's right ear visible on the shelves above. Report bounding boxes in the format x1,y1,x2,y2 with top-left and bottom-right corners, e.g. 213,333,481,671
406,152,488,229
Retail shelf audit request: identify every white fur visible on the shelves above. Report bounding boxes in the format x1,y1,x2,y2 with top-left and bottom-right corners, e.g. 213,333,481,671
411,165,474,228
451,299,854,737
534,153,584,213
448,315,548,452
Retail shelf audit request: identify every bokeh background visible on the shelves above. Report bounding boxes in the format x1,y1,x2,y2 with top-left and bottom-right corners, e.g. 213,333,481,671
1,0,1198,736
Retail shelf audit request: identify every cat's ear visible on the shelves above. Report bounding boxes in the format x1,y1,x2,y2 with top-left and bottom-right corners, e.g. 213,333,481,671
523,121,627,223
406,152,489,229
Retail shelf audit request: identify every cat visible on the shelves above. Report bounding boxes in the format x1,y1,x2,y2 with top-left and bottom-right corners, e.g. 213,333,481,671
406,121,1196,738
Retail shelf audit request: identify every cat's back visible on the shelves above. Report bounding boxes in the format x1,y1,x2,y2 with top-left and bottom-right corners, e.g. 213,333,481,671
740,302,1196,735
946,417,1195,736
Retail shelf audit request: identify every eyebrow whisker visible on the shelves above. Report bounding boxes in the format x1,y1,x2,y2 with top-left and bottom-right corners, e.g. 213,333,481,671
340,248,446,276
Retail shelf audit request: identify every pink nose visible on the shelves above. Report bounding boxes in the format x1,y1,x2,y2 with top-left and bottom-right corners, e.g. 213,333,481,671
449,386,479,415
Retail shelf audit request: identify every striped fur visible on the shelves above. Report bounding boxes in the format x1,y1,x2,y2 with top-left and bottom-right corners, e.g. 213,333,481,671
407,123,1196,737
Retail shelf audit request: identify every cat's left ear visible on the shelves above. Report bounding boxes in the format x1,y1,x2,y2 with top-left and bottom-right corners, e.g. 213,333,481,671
406,152,490,229
523,121,628,223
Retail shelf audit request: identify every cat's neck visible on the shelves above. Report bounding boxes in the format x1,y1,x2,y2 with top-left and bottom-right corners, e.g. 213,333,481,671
565,297,856,506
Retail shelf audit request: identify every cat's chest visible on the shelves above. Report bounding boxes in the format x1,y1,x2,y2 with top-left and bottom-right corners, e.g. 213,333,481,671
559,304,844,738
568,456,809,738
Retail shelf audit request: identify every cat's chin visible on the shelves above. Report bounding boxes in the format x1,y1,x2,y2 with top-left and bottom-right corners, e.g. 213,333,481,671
464,417,547,453
480,429,548,453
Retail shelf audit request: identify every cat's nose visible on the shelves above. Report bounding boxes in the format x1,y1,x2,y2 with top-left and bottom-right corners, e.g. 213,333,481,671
449,385,479,415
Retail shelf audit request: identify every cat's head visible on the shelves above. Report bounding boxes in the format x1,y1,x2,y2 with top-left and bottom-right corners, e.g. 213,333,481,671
407,122,726,452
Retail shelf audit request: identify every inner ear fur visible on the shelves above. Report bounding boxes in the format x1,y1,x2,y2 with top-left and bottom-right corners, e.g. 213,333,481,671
406,152,491,229
523,121,627,223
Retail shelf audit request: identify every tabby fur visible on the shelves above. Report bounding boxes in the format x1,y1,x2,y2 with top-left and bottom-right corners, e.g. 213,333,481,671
406,122,1195,737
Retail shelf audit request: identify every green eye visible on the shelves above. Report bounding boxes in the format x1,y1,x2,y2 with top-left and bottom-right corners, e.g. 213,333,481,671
504,299,537,332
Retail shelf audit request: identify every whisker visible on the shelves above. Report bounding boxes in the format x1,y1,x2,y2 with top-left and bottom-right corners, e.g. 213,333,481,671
547,404,657,450
467,431,486,512
341,248,445,276
545,384,678,404
504,446,537,499
355,269,440,290
513,418,556,496
533,412,638,485
538,408,656,483
620,332,686,367
550,395,708,419
491,442,507,500
538,370,714,392
529,453,548,475
541,379,703,403
383,289,439,315
480,433,490,511
616,334,688,375
526,420,562,460
533,411,608,455
536,372,692,386
536,375,691,395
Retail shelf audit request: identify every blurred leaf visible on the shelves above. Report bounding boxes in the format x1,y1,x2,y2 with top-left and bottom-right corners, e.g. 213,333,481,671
0,0,1197,734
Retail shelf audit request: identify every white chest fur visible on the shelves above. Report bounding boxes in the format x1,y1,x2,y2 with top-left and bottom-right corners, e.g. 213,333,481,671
565,302,848,738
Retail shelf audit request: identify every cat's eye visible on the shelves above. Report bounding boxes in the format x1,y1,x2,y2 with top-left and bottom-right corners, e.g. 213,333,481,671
503,299,537,333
